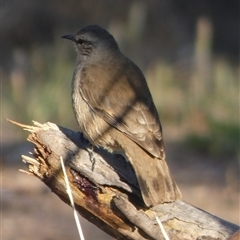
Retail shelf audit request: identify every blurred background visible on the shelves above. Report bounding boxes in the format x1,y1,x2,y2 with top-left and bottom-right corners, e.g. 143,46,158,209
2,0,239,239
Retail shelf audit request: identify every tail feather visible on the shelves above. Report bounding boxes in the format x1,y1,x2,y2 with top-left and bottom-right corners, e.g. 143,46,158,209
114,129,181,206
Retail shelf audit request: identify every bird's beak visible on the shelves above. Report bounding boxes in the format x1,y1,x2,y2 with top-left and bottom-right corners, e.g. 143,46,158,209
61,34,75,41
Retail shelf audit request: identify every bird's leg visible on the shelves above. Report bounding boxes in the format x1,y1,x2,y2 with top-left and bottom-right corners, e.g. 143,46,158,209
77,131,90,145
77,132,96,170
88,145,96,171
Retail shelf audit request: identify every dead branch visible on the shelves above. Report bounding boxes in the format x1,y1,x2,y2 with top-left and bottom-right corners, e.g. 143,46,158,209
8,120,239,240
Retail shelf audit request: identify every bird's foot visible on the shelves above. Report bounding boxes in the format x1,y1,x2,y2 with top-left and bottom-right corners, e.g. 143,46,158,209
77,132,96,170
88,145,96,171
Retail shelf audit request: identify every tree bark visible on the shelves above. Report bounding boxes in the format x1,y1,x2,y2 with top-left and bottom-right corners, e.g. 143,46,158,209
9,120,239,240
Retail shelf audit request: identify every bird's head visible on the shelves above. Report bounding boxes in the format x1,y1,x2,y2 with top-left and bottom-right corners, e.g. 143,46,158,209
62,25,119,62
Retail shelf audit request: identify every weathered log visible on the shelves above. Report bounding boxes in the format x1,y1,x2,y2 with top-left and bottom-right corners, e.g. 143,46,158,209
9,120,239,240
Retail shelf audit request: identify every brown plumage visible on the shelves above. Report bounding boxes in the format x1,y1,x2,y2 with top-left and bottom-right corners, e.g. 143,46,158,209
62,25,181,206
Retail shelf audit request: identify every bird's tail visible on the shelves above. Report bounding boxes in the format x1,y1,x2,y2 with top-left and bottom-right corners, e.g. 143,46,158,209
115,130,181,207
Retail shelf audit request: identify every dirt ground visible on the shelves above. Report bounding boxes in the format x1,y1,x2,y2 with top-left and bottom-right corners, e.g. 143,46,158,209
2,141,239,240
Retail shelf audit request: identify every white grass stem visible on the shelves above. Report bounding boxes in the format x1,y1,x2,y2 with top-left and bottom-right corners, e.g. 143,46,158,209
154,212,170,240
60,156,85,240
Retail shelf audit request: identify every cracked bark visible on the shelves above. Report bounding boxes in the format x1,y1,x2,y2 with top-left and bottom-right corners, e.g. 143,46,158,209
9,120,239,240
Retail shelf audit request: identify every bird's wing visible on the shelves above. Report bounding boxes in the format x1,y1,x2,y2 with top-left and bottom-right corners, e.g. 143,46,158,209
80,58,165,159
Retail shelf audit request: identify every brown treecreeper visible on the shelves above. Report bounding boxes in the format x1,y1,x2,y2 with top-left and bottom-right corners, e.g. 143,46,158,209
62,25,181,206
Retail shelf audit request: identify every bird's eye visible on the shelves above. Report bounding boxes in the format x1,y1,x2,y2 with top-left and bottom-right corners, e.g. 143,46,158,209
76,39,85,44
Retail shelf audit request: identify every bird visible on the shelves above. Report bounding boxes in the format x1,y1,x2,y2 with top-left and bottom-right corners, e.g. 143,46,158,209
62,25,181,206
